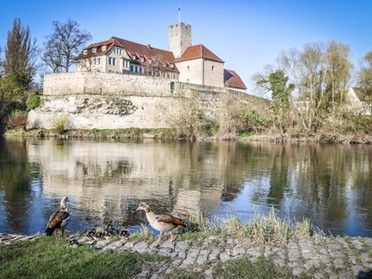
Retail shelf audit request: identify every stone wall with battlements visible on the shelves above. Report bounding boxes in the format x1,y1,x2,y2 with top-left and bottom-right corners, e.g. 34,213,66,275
28,72,269,130
43,72,177,96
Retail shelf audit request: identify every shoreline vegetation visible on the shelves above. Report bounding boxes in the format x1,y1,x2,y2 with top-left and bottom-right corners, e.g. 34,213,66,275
3,127,372,144
1,213,371,278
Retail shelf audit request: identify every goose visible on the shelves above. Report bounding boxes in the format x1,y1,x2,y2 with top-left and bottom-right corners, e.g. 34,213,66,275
87,228,96,240
45,196,71,238
69,239,81,248
104,220,115,236
119,228,130,238
136,202,186,243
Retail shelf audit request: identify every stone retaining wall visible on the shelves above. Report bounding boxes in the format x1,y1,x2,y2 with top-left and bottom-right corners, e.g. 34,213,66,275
43,72,174,96
30,72,269,130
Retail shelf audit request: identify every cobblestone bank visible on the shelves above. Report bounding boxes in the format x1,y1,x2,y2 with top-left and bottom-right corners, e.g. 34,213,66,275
1,233,371,279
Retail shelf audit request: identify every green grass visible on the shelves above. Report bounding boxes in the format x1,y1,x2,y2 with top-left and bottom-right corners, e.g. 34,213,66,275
239,131,255,137
163,256,299,279
0,235,166,279
212,256,295,279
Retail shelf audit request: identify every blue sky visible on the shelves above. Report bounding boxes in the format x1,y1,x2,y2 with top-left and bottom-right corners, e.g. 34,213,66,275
0,0,371,93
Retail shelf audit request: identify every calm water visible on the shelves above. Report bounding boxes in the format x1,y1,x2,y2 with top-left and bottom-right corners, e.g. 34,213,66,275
0,137,371,237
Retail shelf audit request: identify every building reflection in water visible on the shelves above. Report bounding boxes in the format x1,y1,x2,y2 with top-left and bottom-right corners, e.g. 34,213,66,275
0,137,371,237
24,139,242,233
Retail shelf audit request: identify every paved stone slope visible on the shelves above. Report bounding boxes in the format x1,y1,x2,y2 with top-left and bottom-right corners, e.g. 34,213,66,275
1,233,371,278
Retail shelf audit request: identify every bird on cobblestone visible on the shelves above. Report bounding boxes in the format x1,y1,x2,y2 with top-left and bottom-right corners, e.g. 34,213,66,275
104,220,115,237
119,228,130,237
45,196,71,238
136,202,186,243
87,228,96,240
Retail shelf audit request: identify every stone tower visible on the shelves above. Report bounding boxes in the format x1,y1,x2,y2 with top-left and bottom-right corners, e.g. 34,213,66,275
168,22,192,58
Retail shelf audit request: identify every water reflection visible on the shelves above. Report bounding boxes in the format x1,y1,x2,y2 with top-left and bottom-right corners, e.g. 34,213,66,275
0,137,371,237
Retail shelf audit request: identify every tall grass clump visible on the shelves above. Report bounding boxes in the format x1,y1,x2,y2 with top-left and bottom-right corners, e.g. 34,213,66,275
184,211,316,246
51,114,69,134
222,211,291,245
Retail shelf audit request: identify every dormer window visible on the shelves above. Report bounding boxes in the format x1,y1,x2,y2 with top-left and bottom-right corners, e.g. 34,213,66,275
170,64,174,69
131,54,136,60
113,47,122,55
102,45,107,51
140,56,145,62
92,47,97,54
83,49,88,55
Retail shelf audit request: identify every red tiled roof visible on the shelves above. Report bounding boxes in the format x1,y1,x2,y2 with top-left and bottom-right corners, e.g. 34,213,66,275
76,36,178,73
224,69,247,90
111,37,176,64
174,44,224,63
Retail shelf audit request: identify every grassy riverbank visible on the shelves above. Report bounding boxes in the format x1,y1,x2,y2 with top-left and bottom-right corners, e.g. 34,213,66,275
0,214,317,279
0,236,166,279
4,127,372,144
0,235,298,279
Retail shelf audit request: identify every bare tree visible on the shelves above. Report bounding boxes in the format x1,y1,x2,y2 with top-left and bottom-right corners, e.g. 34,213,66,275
357,51,372,111
324,41,353,110
42,39,64,73
254,41,353,135
77,57,94,72
144,54,166,76
0,47,3,78
42,19,91,72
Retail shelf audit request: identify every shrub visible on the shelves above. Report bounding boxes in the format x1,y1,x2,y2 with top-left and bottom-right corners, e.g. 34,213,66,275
5,111,27,130
26,93,40,111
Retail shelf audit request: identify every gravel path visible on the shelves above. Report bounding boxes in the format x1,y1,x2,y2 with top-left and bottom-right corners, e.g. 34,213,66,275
1,232,372,278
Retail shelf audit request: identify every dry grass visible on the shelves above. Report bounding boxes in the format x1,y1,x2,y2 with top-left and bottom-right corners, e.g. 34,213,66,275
184,211,316,246
51,114,70,134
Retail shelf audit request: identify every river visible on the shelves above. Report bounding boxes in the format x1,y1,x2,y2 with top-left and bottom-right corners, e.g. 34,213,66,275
0,137,371,237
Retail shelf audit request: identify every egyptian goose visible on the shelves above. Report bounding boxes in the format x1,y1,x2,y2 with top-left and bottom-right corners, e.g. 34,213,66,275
45,196,71,238
136,202,186,243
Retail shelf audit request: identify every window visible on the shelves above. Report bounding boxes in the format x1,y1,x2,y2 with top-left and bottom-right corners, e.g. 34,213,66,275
131,54,136,60
83,49,88,55
187,65,190,70
93,58,100,65
92,47,97,54
123,60,129,68
102,45,107,51
140,56,145,62
113,47,122,55
212,65,215,71
108,57,116,65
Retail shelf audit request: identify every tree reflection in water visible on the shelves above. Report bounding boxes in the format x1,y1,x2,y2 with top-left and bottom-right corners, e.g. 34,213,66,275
0,138,371,237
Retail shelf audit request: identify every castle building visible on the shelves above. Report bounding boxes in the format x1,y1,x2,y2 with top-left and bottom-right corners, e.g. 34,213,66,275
76,21,246,91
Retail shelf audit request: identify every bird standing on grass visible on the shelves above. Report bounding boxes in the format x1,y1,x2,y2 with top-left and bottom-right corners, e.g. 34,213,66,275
136,202,186,243
45,196,71,238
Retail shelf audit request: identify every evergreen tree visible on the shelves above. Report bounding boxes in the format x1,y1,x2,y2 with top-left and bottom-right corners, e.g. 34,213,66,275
4,18,38,93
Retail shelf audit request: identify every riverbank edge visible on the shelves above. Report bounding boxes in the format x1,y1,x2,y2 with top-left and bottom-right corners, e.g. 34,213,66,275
3,128,372,144
1,232,371,278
